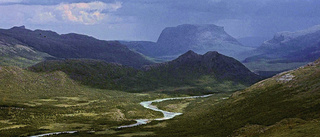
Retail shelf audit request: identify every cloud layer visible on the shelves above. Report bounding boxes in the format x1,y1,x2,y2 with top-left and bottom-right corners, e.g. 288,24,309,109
0,0,22,4
1,0,320,41
57,1,122,25
0,1,122,25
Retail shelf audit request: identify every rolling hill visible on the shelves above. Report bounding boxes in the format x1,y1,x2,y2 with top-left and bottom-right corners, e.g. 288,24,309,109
30,50,261,94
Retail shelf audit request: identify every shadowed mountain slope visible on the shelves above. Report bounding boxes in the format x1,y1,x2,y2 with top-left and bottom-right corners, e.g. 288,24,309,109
0,26,153,68
0,33,52,67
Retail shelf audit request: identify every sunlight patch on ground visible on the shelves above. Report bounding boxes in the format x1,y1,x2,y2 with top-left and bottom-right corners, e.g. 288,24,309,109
144,122,167,128
36,99,58,102
63,113,99,117
94,129,118,135
135,93,149,96
103,109,126,121
39,123,91,131
119,132,155,137
54,100,98,107
55,97,81,101
0,120,14,124
0,125,27,130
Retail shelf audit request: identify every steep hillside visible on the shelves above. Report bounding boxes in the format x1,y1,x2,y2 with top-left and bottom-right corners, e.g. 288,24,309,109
0,34,52,67
30,51,261,94
149,58,320,136
0,26,153,68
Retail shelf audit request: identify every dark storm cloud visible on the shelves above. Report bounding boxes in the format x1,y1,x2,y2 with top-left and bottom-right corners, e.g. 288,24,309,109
1,0,115,5
112,0,320,39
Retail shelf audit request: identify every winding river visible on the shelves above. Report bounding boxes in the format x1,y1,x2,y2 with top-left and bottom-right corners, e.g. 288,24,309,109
30,94,212,136
118,94,212,128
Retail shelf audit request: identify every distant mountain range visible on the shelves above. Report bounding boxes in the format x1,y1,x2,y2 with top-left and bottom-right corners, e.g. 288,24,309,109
237,36,270,48
123,24,253,61
0,26,153,68
243,25,320,77
245,25,320,63
30,50,261,93
3,24,320,79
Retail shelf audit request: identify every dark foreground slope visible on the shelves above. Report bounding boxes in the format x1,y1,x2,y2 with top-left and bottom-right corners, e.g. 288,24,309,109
150,59,320,136
30,51,261,94
0,26,153,68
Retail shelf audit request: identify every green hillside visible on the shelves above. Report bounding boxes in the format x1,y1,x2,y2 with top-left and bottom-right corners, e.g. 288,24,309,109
0,66,165,136
29,51,261,94
144,59,320,136
0,34,52,68
29,59,139,91
2,54,320,137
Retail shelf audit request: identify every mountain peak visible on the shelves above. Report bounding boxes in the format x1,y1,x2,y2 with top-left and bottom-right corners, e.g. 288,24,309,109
11,25,26,30
176,50,200,61
185,50,198,55
177,24,223,29
166,50,261,84
155,24,249,59
204,51,219,57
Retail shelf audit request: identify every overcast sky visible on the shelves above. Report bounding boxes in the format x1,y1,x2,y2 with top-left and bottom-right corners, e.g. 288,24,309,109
0,0,319,41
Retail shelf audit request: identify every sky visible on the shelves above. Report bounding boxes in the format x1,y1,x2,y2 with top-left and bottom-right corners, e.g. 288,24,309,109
0,0,320,41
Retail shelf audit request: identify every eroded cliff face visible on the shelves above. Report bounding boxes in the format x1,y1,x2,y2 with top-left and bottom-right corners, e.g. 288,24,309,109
155,24,252,59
